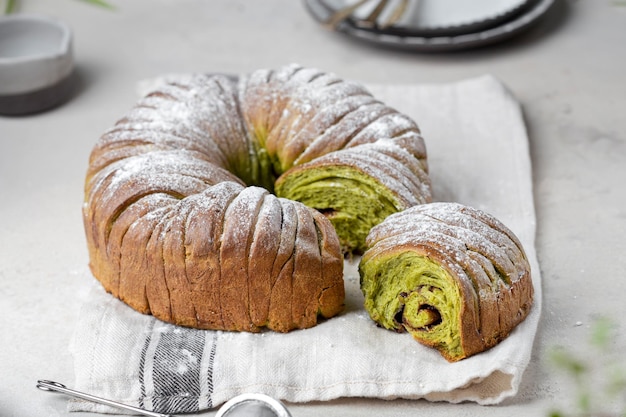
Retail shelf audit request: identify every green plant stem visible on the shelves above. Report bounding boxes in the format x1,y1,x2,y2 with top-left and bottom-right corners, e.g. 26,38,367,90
77,0,114,10
3,0,114,14
4,0,17,14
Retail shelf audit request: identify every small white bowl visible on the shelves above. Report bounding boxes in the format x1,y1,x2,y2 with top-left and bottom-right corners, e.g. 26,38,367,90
0,14,74,115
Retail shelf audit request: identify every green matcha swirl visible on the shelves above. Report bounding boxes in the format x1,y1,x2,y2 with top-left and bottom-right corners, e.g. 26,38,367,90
359,202,534,361
275,142,430,253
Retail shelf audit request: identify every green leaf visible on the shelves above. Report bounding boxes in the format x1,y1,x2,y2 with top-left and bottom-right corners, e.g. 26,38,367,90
77,0,115,10
607,366,626,396
4,0,17,14
577,392,591,413
590,317,613,349
549,348,587,377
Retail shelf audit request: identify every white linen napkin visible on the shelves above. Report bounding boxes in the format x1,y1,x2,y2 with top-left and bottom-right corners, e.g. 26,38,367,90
69,74,542,414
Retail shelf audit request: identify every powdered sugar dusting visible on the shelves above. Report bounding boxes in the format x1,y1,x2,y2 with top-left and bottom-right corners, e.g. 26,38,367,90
365,202,530,287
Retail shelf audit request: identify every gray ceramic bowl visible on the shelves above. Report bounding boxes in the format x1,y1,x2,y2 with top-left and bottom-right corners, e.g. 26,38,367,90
0,14,74,115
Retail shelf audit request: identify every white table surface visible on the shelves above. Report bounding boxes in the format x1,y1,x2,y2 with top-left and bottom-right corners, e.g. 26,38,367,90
1,1,625,416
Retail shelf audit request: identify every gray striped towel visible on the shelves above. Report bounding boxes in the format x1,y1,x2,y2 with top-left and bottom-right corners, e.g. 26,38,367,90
69,75,542,414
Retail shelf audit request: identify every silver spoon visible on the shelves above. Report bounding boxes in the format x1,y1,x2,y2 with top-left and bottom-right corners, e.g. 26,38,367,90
37,380,292,417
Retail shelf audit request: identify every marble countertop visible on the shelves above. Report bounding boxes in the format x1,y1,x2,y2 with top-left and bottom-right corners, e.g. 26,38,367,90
1,1,625,416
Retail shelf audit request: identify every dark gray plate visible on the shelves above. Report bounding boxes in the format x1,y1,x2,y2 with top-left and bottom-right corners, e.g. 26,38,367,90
304,0,555,52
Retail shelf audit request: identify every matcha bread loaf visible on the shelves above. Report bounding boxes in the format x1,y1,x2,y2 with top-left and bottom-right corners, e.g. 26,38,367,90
83,64,431,332
359,202,534,361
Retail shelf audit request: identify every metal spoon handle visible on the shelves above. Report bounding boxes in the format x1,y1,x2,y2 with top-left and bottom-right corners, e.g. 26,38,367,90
36,380,173,417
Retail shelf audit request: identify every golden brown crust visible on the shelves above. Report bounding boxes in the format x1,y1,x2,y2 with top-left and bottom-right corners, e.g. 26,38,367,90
312,208,345,319
291,203,323,329
219,187,266,331
248,195,283,328
267,199,298,332
183,183,242,329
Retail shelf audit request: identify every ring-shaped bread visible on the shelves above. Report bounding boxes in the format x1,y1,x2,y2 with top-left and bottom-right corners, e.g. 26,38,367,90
83,64,432,332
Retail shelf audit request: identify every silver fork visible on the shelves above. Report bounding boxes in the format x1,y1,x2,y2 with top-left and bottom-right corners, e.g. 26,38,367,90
324,0,409,30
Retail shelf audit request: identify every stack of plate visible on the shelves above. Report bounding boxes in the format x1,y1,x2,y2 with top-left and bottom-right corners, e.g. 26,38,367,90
304,0,555,51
